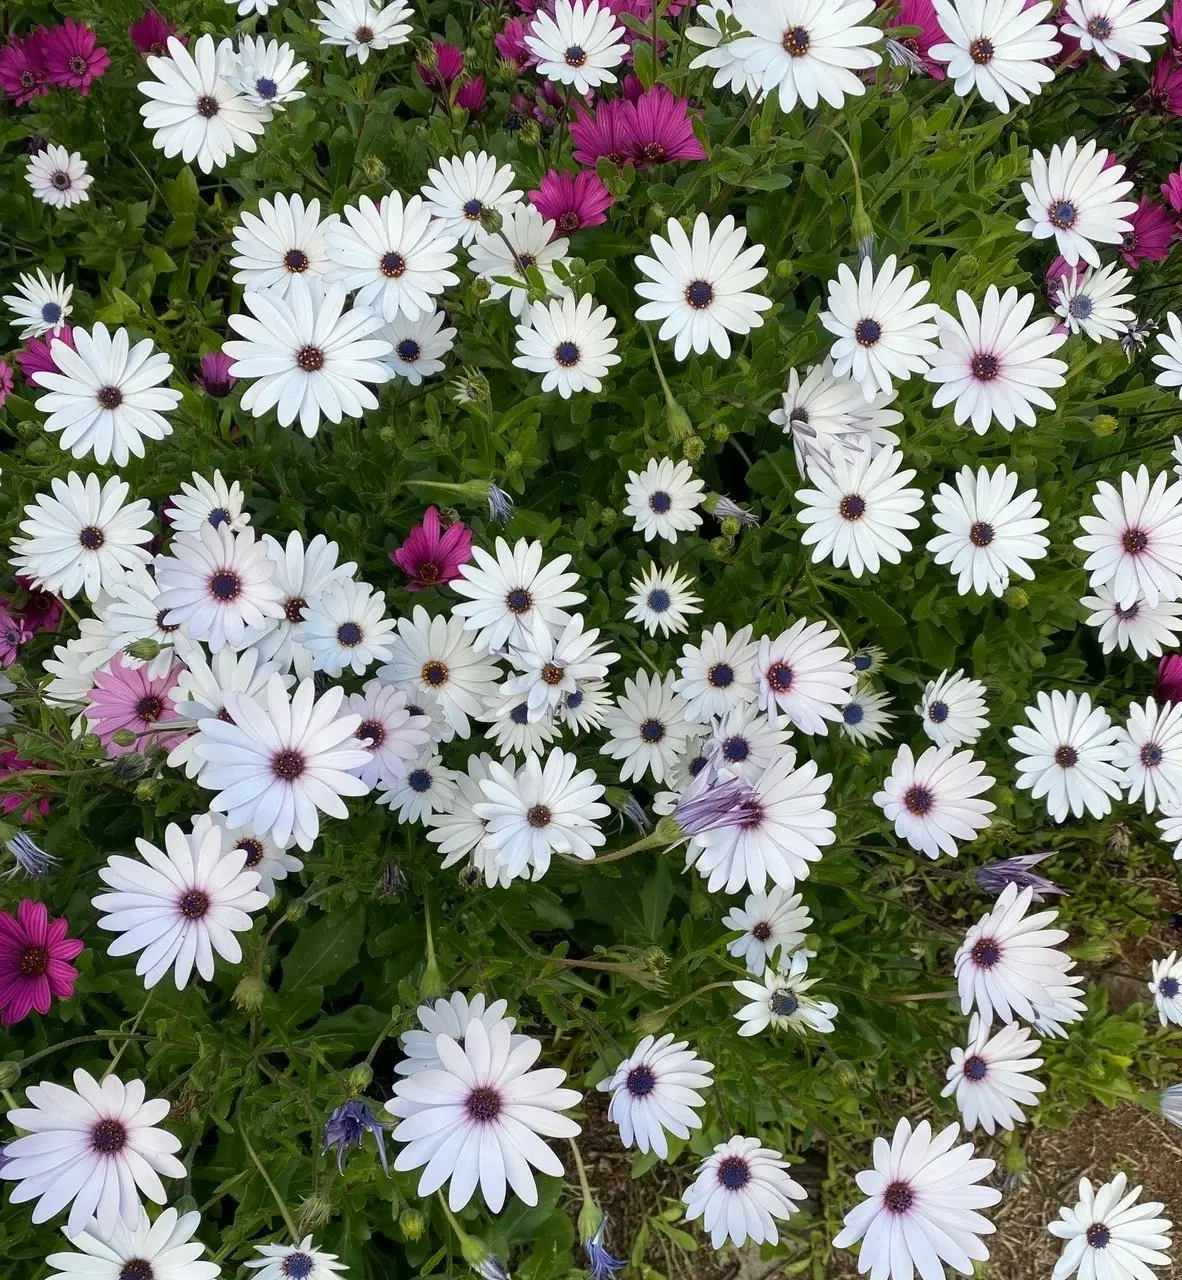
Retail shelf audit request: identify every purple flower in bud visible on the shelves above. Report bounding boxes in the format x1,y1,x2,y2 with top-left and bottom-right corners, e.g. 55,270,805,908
323,1099,388,1173
713,496,759,527
621,794,651,833
584,1216,626,1280
487,483,514,525
26,135,48,156
456,76,486,114
198,351,236,398
973,852,1065,902
675,777,762,836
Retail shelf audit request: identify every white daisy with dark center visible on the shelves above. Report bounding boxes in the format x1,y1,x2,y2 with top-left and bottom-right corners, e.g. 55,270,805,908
839,686,896,744
732,949,838,1036
683,1135,807,1249
1149,950,1182,1027
930,0,1061,113
245,1236,347,1280
4,268,73,339
875,742,996,861
1060,0,1169,70
601,668,691,785
395,991,529,1076
1114,695,1182,812
420,150,523,246
1048,1172,1173,1280
513,293,621,399
26,142,92,209
469,205,572,317
722,886,813,974
756,617,857,735
229,193,339,299
623,456,708,545
46,1206,221,1280
597,1034,714,1159
1082,583,1182,660
673,621,759,723
312,0,414,64
524,0,628,94
1053,260,1137,342
917,667,989,748
941,1013,1045,1134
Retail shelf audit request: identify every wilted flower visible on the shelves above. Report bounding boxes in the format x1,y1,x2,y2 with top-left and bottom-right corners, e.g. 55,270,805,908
323,1099,389,1173
621,793,652,833
4,832,56,880
712,496,760,527
487,482,515,524
674,777,763,836
973,852,1066,902
1121,317,1158,358
581,1209,626,1280
197,351,237,398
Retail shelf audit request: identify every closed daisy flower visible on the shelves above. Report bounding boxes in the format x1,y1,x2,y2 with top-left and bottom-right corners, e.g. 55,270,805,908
930,0,1060,113
874,743,996,860
1048,1173,1173,1280
683,1135,806,1250
524,0,628,94
942,1014,1045,1134
1010,690,1123,822
918,668,989,748
597,1035,714,1158
513,294,620,398
624,564,702,637
623,457,706,544
26,143,91,208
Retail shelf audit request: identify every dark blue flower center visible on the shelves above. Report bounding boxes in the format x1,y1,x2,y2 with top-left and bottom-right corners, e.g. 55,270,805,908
564,44,586,66
1161,976,1181,998
1068,295,1094,320
555,340,580,367
1141,743,1164,767
771,991,798,1017
256,76,278,99
565,689,584,709
708,662,734,688
852,652,873,671
208,507,231,528
463,198,484,218
971,938,1001,969
625,1064,656,1096
927,700,949,724
854,318,881,346
717,1156,750,1190
648,491,672,514
722,736,748,763
767,661,793,693
408,769,432,793
1049,199,1077,229
210,571,241,601
41,301,61,323
281,1252,315,1278
337,621,363,647
1086,1223,1111,1249
397,339,422,361
647,589,670,612
510,703,529,725
688,754,708,776
963,1055,988,1081
685,280,714,309
506,587,532,613
639,718,665,743
843,702,864,725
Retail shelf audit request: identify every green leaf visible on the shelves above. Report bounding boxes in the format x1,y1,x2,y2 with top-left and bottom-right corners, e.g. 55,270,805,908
281,908,365,991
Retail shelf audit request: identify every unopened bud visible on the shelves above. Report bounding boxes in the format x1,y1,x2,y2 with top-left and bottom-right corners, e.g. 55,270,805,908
577,1199,604,1243
1006,588,1029,609
286,898,308,922
400,1208,426,1241
5,663,23,682
1107,824,1130,856
134,780,158,803
361,154,386,183
478,206,503,235
112,729,138,747
709,537,730,558
1093,414,1118,436
0,1059,21,1090
297,1194,332,1232
665,397,692,441
112,753,150,779
471,275,493,300
346,1062,374,1094
682,436,705,463
519,119,542,147
653,815,682,843
830,1060,859,1091
233,974,266,1012
774,257,795,280
720,516,741,538
643,946,669,976
126,638,162,661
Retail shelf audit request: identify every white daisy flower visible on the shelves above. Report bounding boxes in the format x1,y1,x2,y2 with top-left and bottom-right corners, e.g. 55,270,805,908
1031,975,1088,1040
732,951,838,1036
722,886,812,974
245,1237,345,1280
513,294,620,398
31,324,181,467
93,814,268,990
155,523,284,653
223,277,393,437
1115,696,1182,812
297,578,397,677
378,604,502,740
99,566,184,678
918,668,989,747
0,1070,185,1240
623,456,706,544
942,1014,1045,1135
557,678,614,735
956,882,1074,1026
707,702,791,785
1082,584,1182,659
875,743,995,860
420,151,523,247
396,992,527,1076
26,143,92,209
226,0,278,14
326,193,459,323
4,268,72,339
166,470,249,536
624,564,702,637
931,0,1060,112
635,213,770,361
1010,690,1123,822
376,309,456,384
728,0,881,112
230,193,339,299
524,0,628,94
192,675,372,850
1152,312,1182,399
687,1,764,96
344,680,431,791
138,36,268,175
44,623,121,714
925,286,1069,434
685,751,836,895
1060,0,1168,70
1075,465,1182,608
838,686,895,744
503,614,617,724
1157,800,1182,860
229,35,307,111
756,618,856,735
833,1118,1001,1279
673,622,758,723
601,668,691,784
1053,261,1137,342
425,755,503,879
10,472,153,602
1017,137,1137,267
597,1035,714,1159
927,463,1050,597
1149,950,1182,1025
46,1206,220,1280
208,812,303,901
378,747,457,824
313,0,414,63
819,255,942,400
796,446,924,578
683,1135,806,1250
480,693,560,758
386,1017,581,1211
469,205,571,318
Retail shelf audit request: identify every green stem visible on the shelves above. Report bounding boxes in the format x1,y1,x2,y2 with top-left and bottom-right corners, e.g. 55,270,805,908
104,988,155,1079
643,325,676,405
241,1121,301,1244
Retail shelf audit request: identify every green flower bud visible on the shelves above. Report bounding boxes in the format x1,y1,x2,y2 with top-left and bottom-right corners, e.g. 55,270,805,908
830,1060,860,1091
653,815,682,843
720,516,741,538
420,951,447,1000
471,275,493,301
1093,414,1118,436
286,898,308,922
634,1007,670,1037
709,537,730,558
233,974,266,1012
4,663,23,683
125,638,163,662
346,1062,374,1094
495,56,519,83
1003,1140,1027,1177
112,728,138,747
478,206,503,235
577,1200,604,1243
400,1208,425,1241
297,1194,332,1232
112,753,150,780
666,397,692,441
682,436,705,463
599,507,617,529
361,154,386,183
711,423,728,445
643,947,669,976
519,119,542,148
774,257,795,281
504,450,523,470
134,780,158,803
0,1060,21,1091
1006,588,1029,609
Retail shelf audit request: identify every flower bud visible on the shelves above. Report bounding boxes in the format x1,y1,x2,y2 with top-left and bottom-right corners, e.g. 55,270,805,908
504,449,523,470
400,1207,426,1240
635,1007,670,1037
1006,588,1029,609
653,815,682,843
346,1062,374,1094
665,397,692,441
297,1194,332,1232
361,154,386,183
112,729,138,747
471,275,493,301
1092,414,1118,436
682,436,705,463
0,1059,21,1090
286,898,308,922
709,537,730,558
233,974,266,1012
643,946,669,976
774,257,795,280
577,1199,604,1243
478,206,503,235
112,753,150,779
711,423,729,444
599,507,617,529
519,119,542,148
134,780,158,803
125,638,163,662
720,516,741,538
830,1060,860,1091
4,663,23,682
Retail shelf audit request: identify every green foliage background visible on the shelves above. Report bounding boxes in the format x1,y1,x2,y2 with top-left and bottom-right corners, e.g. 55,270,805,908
1,1,1181,1276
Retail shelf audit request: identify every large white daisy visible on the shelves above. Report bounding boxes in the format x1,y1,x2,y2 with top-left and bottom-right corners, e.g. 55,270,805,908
756,618,856,735
525,0,628,93
874,743,995,860
419,151,523,247
230,193,339,298
1010,689,1123,822
596,1035,714,1160
930,0,1060,112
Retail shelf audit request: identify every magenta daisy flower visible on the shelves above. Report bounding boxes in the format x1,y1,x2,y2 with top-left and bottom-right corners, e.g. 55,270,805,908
496,16,533,67
15,325,75,383
456,76,486,113
0,900,83,1026
626,85,706,166
128,9,183,58
0,751,51,824
1167,0,1182,59
0,360,12,412
1150,56,1182,114
885,0,947,78
1121,197,1176,269
418,39,465,93
1159,653,1182,705
390,506,473,591
0,29,51,107
571,98,635,169
1163,167,1182,214
14,575,64,635
0,603,33,666
86,655,188,758
528,169,614,234
197,351,236,398
42,19,109,95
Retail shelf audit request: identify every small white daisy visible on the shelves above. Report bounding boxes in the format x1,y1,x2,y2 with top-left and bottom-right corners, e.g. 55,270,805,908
513,294,620,398
46,1206,220,1280
26,143,92,209
1054,261,1137,342
395,992,526,1076
623,457,706,544
707,702,791,785
468,205,571,317
687,1,764,96
756,618,856,735
208,812,303,901
838,686,895,744
426,755,502,882
378,748,457,824
226,0,278,14
635,213,771,361
624,564,702,637
4,269,72,339
819,254,943,400
874,742,995,860
313,0,414,63
376,309,456,385
230,193,339,298
722,886,812,975
345,680,432,791
1115,696,1182,812
525,0,629,94
245,1237,346,1280
1017,137,1137,267
733,951,838,1037
502,613,618,723
596,1035,714,1159
918,668,989,747
925,285,1069,434
673,622,759,723
1152,312,1182,399
481,693,561,758
1049,1172,1173,1280
683,1135,806,1250
1010,690,1124,822
420,151,523,247
166,470,249,536
557,678,614,735
942,1014,1045,1135
1082,584,1182,659
298,579,397,677
1060,0,1169,70
930,0,1061,112
229,35,307,111
601,668,691,785
927,463,1050,597
1149,950,1182,1025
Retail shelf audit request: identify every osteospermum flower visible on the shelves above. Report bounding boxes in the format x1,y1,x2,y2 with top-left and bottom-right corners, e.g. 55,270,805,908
732,950,838,1037
1082,584,1182,659
386,1017,581,1211
468,205,571,318
832,1118,1001,1280
230,193,339,298
17,325,76,382
601,669,691,785
43,19,109,93
513,294,620,398
378,747,457,824
1075,465,1182,609
298,579,398,677
1152,312,1182,398
728,0,882,111
32,324,182,467
377,309,457,385
313,0,415,63
86,655,187,758
245,1237,346,1280
528,169,615,235
209,813,303,901
795,446,924,578
419,151,523,246
722,887,812,974
391,506,472,592
819,255,942,400
0,899,83,1027
756,619,857,735
1053,261,1137,341
26,143,91,209
4,269,72,340
687,1,765,95
624,564,702,637
223,277,393,437
166,470,249,536
502,614,617,723
1149,950,1182,1025
925,286,1069,434
46,1206,220,1280
623,457,706,544
874,743,995,860
1010,690,1123,822
942,1014,1045,1134
673,622,759,723
396,992,527,1076
1060,0,1168,69
1017,138,1137,267
839,686,896,744
571,97,636,168
626,85,707,166
229,34,307,111
93,815,268,990
1049,1173,1173,1280
683,1136,806,1250
1119,196,1175,269
0,30,51,106
927,463,1050,596
918,668,989,747
930,0,1060,111
524,0,628,94
1115,696,1182,811
596,1035,714,1159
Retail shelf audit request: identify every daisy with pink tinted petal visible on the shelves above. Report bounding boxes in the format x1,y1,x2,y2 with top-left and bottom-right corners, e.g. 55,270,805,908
1060,0,1168,69
391,506,473,592
528,169,614,234
875,743,995,859
42,19,110,94
0,900,83,1026
1119,196,1175,269
626,85,707,165
0,30,51,106
86,655,188,758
